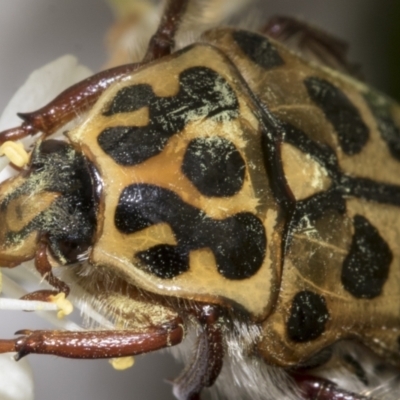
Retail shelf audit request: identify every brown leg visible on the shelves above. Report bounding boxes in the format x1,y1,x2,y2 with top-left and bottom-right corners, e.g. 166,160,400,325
0,0,189,144
20,240,69,302
143,0,189,62
0,318,183,361
262,16,361,78
292,372,370,400
173,305,224,400
0,63,141,144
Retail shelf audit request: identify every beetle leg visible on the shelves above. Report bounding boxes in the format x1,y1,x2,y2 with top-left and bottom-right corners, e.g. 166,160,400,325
262,16,362,78
172,305,224,400
0,318,183,360
143,0,189,62
19,240,70,303
0,0,188,144
0,63,141,144
34,240,70,294
292,372,370,400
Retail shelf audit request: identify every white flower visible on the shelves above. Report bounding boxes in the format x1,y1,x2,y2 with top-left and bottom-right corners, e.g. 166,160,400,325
0,55,92,400
0,353,33,400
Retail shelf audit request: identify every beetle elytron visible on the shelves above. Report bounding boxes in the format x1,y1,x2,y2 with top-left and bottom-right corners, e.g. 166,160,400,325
0,1,400,399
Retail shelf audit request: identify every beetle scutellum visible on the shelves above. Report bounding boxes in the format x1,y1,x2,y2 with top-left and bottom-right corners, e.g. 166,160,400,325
0,1,400,399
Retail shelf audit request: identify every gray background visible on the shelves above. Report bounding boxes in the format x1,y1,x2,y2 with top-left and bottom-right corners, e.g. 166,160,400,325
0,1,396,399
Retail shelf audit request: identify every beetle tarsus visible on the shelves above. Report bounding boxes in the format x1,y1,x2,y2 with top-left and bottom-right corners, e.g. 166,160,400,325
20,290,60,303
0,123,37,145
14,330,32,335
0,339,17,354
262,15,362,78
292,372,371,400
173,305,224,400
18,240,72,305
34,240,70,296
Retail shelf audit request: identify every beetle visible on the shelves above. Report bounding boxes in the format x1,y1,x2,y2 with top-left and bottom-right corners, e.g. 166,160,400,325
0,1,400,399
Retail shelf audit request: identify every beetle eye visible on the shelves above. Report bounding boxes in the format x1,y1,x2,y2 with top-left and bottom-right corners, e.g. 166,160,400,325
29,160,44,172
56,240,89,263
29,140,76,176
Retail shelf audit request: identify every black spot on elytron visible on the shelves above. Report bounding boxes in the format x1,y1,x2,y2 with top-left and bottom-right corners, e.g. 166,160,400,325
343,354,369,386
274,119,400,247
181,137,246,197
283,121,400,208
232,30,284,69
259,108,295,213
304,77,369,155
136,244,189,279
287,290,329,343
115,184,266,280
364,92,400,161
103,84,154,116
98,66,239,166
257,110,400,255
341,215,392,299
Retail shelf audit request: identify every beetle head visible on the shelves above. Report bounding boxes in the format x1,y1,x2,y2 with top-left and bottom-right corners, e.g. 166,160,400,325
0,140,97,267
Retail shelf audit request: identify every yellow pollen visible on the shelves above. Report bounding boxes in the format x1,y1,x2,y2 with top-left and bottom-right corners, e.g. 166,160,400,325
48,292,74,319
0,141,29,167
109,356,135,370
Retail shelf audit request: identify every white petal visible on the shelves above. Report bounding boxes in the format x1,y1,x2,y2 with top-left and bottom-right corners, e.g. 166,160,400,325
0,56,93,400
0,55,92,131
0,353,34,400
0,55,93,175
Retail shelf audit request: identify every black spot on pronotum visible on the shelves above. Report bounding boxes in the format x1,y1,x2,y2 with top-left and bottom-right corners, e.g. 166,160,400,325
98,66,239,166
287,290,329,342
115,184,266,280
182,136,246,197
103,84,155,116
341,215,392,299
136,244,189,279
304,77,369,155
232,30,284,69
214,212,266,280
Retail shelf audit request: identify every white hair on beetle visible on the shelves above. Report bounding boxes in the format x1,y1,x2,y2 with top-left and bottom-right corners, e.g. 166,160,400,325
210,319,300,400
168,317,301,400
311,340,400,400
